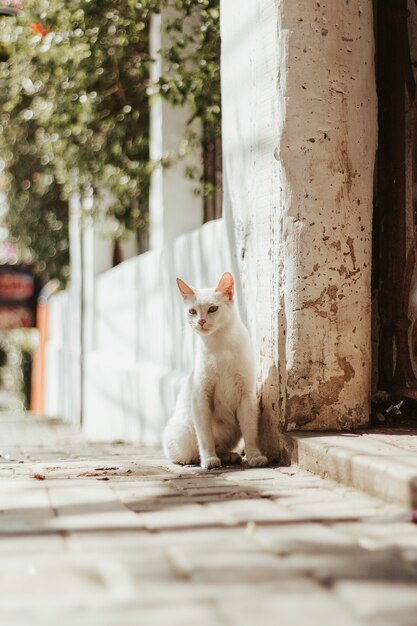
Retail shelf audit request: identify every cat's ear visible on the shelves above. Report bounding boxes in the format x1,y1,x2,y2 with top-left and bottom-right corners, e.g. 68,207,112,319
176,278,195,300
215,272,234,301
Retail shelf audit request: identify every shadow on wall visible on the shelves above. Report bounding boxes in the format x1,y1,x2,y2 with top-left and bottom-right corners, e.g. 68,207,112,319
222,167,248,327
82,219,232,443
258,363,290,465
224,169,285,464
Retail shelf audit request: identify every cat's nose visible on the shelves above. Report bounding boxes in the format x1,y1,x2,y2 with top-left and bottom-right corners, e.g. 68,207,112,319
198,319,206,327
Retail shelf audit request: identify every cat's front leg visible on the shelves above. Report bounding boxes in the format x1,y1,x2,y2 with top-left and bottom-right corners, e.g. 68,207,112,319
236,394,268,467
192,393,221,470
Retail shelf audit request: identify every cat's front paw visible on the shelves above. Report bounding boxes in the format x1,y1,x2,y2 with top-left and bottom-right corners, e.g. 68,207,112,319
202,455,221,470
247,454,268,467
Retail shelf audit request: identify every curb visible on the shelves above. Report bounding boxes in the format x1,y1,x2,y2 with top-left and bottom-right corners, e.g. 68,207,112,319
287,431,417,508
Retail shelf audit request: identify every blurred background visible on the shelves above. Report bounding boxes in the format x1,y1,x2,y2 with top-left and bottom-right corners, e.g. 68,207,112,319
0,0,221,419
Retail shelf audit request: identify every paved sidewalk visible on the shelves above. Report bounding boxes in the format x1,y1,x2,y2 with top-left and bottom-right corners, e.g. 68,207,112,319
1,413,417,625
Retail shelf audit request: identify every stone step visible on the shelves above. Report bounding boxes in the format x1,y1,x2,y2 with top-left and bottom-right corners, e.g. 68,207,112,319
287,429,417,509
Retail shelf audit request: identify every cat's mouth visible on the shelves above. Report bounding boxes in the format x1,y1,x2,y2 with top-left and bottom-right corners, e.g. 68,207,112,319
196,326,210,333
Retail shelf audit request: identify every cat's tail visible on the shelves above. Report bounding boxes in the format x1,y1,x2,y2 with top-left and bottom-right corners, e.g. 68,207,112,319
162,418,199,466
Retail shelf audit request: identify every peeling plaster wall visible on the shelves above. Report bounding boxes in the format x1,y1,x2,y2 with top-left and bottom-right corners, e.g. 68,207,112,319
221,0,377,448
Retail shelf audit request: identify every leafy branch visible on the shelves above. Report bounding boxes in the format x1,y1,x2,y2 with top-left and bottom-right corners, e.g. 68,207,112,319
0,0,220,283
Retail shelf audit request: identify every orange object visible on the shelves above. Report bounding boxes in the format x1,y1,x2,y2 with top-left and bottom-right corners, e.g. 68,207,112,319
32,23,50,37
30,280,59,414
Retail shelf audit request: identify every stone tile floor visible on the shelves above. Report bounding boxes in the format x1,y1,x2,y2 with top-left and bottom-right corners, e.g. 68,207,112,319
2,412,417,625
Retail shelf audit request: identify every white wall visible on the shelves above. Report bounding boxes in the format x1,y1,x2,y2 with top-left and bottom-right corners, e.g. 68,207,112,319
45,219,231,442
84,218,230,442
44,289,80,422
149,13,203,249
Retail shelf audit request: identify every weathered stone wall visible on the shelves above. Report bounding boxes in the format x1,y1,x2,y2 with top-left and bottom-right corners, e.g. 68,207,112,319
221,0,377,453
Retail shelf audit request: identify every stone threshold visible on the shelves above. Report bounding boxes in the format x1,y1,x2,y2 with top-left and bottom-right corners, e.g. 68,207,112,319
286,428,417,509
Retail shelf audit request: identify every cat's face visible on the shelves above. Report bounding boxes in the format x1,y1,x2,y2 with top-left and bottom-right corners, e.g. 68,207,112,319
176,272,234,336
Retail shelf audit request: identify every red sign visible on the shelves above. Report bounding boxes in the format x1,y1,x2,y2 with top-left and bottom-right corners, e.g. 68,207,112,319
0,272,34,300
0,265,36,329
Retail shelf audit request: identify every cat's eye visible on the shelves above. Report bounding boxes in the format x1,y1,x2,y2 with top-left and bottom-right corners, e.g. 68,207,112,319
189,308,197,315
208,306,219,313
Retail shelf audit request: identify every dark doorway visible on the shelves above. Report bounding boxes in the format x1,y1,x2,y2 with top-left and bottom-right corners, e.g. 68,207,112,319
374,0,417,403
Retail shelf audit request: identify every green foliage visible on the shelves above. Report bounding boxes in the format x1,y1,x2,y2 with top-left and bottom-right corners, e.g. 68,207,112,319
0,329,38,409
0,0,153,281
159,0,220,137
0,0,220,283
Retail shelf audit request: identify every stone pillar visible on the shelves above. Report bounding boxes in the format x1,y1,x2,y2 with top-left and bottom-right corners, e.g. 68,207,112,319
149,12,203,250
221,0,377,456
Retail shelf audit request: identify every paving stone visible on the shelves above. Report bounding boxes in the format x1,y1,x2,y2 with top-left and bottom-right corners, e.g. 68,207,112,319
284,545,417,584
10,602,228,626
124,493,258,512
329,521,417,550
167,545,288,583
135,504,226,530
110,482,187,512
46,483,147,531
207,498,295,524
283,497,402,521
221,476,329,494
128,496,202,511
255,484,328,497
0,534,66,554
0,555,137,610
250,522,354,553
218,579,366,626
175,484,249,497
111,481,180,498
32,460,173,480
334,580,417,625
220,467,287,481
67,527,250,552
179,493,258,504
128,579,311,607
0,485,55,534
0,468,14,477
48,510,146,531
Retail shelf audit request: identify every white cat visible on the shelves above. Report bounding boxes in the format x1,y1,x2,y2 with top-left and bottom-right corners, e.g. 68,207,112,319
163,272,268,470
